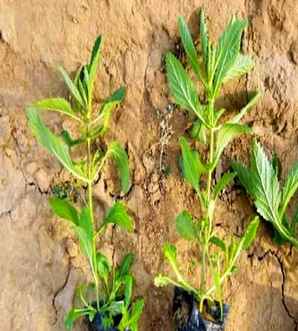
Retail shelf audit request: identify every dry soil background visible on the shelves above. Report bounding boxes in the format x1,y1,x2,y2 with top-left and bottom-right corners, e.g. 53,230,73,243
1,0,298,330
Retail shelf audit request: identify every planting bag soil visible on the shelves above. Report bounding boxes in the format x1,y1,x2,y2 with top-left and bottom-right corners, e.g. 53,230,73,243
173,287,229,331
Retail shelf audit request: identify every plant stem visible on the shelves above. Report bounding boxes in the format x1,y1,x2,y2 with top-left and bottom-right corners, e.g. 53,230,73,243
199,97,215,306
87,132,100,310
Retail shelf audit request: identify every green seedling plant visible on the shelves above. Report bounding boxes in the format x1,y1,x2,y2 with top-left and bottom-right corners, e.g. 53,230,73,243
233,141,298,248
154,10,261,317
26,36,143,330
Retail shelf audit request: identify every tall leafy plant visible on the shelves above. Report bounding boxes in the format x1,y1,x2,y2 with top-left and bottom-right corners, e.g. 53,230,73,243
27,36,143,330
233,141,298,248
155,11,260,315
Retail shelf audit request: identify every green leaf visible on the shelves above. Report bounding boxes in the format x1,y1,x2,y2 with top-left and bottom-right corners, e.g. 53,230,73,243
88,36,103,93
78,207,93,243
107,141,131,194
26,108,88,182
163,243,177,266
61,129,84,148
280,163,298,218
75,226,93,260
109,301,125,316
49,197,79,225
64,308,93,330
154,275,172,287
32,98,81,121
117,253,134,278
214,123,251,167
178,16,201,80
165,53,206,124
103,201,134,232
92,86,126,137
124,275,133,306
176,210,196,240
127,298,144,326
213,18,247,93
59,66,85,107
222,54,254,83
229,91,261,124
199,9,209,74
190,119,207,144
180,136,205,192
210,236,226,251
250,141,281,222
233,141,298,248
242,216,260,250
213,172,236,200
97,252,111,284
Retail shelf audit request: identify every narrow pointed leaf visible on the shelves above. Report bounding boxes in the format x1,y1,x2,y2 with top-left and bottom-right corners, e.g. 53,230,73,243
26,108,88,182
241,216,260,250
180,136,206,192
280,163,298,217
214,18,247,92
199,9,209,74
178,16,201,79
214,123,250,167
59,66,85,107
229,91,261,124
223,54,254,83
213,172,236,200
107,141,131,194
49,197,79,225
165,53,206,124
33,98,81,121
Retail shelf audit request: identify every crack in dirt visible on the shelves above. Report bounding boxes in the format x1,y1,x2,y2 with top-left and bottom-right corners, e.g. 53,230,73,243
51,252,72,325
257,249,298,330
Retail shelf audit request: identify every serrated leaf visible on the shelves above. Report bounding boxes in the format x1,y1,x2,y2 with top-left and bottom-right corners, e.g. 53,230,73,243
233,141,298,248
107,141,131,194
241,216,260,250
214,123,250,167
229,91,261,124
250,141,281,222
59,66,85,107
213,18,247,93
49,197,79,225
103,201,134,232
213,172,236,200
180,136,206,192
26,108,88,182
223,54,254,83
178,16,201,80
165,53,206,124
280,163,298,218
176,210,196,240
33,98,81,121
